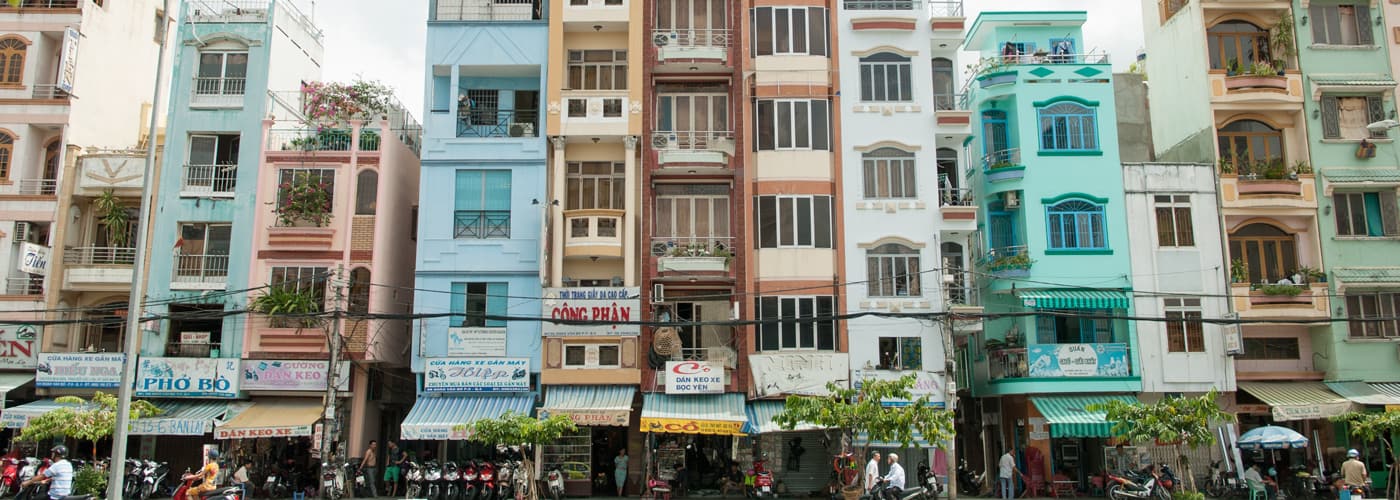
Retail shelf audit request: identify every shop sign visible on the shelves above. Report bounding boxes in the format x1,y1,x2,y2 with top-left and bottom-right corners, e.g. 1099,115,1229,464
640,417,745,436
214,424,313,440
136,357,240,398
1026,343,1130,378
540,408,630,427
423,357,529,392
56,27,78,94
240,360,351,391
447,327,507,357
17,243,50,276
401,422,471,441
129,417,214,436
541,288,641,336
0,324,38,369
36,352,124,388
852,370,945,407
749,353,850,397
664,361,723,394
1270,401,1355,422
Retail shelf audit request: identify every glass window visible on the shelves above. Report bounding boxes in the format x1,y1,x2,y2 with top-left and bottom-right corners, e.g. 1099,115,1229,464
1334,191,1400,237
565,162,625,210
566,50,628,90
454,170,512,239
754,99,830,151
859,52,912,102
876,337,923,370
1311,3,1372,46
1037,101,1098,151
269,266,330,309
1046,199,1107,250
1206,21,1269,70
1217,120,1284,174
1154,194,1195,247
751,7,827,56
1164,298,1205,353
355,170,377,215
932,58,956,110
754,296,836,351
1346,292,1400,339
867,243,921,297
862,148,916,199
755,195,832,248
453,282,507,328
843,0,913,10
1227,223,1298,284
1240,337,1300,359
0,37,25,85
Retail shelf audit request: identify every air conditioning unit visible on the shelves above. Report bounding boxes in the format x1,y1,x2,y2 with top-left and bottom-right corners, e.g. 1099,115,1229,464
12,222,31,243
651,133,671,149
651,283,666,304
1002,191,1020,208
509,122,535,137
653,32,673,47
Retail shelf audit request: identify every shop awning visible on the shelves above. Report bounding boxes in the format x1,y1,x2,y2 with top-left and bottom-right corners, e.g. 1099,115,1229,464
0,398,81,429
1370,383,1400,400
1238,381,1356,422
214,398,321,440
132,400,249,436
1332,268,1400,286
1310,77,1397,87
1018,289,1131,309
0,373,33,399
1326,381,1400,406
641,393,749,436
401,394,533,441
1031,395,1137,438
1321,168,1400,184
542,385,634,426
746,401,822,434
855,432,935,448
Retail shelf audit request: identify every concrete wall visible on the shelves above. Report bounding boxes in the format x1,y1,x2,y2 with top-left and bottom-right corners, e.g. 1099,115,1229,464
1114,73,1154,163
1137,0,1214,162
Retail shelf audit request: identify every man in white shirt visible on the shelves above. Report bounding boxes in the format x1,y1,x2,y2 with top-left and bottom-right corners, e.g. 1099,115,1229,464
882,453,906,500
865,452,883,493
998,449,1019,500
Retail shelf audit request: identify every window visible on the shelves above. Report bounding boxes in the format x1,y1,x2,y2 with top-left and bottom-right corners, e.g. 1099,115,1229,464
1310,3,1373,46
656,0,727,46
751,7,828,57
1037,101,1099,151
1346,292,1400,338
859,53,912,102
1228,223,1297,284
1322,95,1387,140
936,148,959,191
355,170,378,215
176,223,231,258
862,148,916,199
867,243,921,297
42,138,59,181
196,52,248,95
1206,21,1270,70
347,268,370,315
276,168,335,226
754,99,830,151
166,304,222,357
1154,195,1195,247
463,89,499,126
563,344,621,368
454,170,511,239
655,189,730,244
844,0,912,10
567,99,586,118
1046,199,1107,250
0,37,26,86
1164,298,1205,353
1240,337,1300,359
754,296,836,351
1217,119,1283,167
0,132,12,179
565,162,624,210
1035,311,1113,344
755,195,833,248
602,98,622,118
656,92,729,147
1334,191,1399,237
453,282,506,327
270,266,329,308
876,337,922,370
567,50,627,90
932,58,955,110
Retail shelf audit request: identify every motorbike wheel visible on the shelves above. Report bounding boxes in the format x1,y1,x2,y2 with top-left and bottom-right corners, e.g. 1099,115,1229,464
1155,487,1171,500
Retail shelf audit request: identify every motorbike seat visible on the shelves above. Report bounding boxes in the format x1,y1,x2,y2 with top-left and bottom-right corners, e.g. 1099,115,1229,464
60,495,93,500
200,486,241,498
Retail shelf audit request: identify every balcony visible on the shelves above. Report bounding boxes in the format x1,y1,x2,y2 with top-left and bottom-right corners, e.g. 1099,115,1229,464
180,164,237,197
190,77,247,108
457,109,538,139
1210,72,1303,104
267,128,354,152
3,277,42,296
1231,282,1330,319
454,210,511,239
432,0,540,21
989,343,1134,381
979,245,1032,279
62,247,134,290
654,131,733,167
564,210,623,258
0,0,78,8
187,0,268,23
934,93,972,130
1219,159,1316,209
559,94,630,136
171,254,229,290
971,53,1110,90
653,29,731,65
938,187,977,228
16,179,57,196
249,315,329,356
981,148,1025,188
164,341,217,358
928,1,966,37
652,237,733,273
561,0,627,27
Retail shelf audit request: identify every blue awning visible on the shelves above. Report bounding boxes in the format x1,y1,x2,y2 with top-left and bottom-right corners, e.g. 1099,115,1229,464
1,398,82,429
542,385,634,426
401,394,533,441
1018,289,1131,309
131,400,249,436
746,401,823,434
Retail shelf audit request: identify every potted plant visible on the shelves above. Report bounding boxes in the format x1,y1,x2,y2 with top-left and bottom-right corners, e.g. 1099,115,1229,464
1293,160,1312,175
1293,266,1326,283
1218,155,1236,174
1226,58,1241,77
250,285,322,328
1230,259,1248,283
658,241,733,272
1257,283,1305,296
93,189,131,249
1269,11,1296,72
274,171,334,227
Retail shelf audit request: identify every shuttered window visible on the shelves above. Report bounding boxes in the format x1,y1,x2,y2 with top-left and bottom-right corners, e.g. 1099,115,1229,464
1334,191,1400,237
1310,3,1373,46
754,296,836,351
1322,94,1387,139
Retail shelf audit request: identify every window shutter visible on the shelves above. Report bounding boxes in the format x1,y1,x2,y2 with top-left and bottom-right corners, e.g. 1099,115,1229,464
455,171,483,211
1310,5,1327,43
1334,194,1353,235
485,283,508,327
1368,95,1388,138
450,282,466,325
750,8,757,58
483,170,512,210
1322,95,1342,139
1380,190,1400,236
1357,4,1375,45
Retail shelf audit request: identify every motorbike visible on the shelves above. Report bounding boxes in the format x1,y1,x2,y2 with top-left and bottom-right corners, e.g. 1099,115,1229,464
122,459,144,500
15,459,50,500
461,460,479,500
1283,465,1334,500
423,461,442,500
753,459,775,499
0,457,21,497
144,460,170,500
347,462,367,499
1107,468,1169,500
442,461,461,500
646,475,670,500
478,460,496,500
546,465,564,500
405,461,424,500
918,464,942,498
493,460,513,500
263,464,290,500
859,477,928,500
956,460,984,497
320,462,343,500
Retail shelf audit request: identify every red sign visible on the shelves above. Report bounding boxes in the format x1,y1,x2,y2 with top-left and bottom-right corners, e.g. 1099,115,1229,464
214,425,312,440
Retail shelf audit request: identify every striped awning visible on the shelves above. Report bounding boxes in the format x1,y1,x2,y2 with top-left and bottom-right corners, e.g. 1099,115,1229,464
542,385,634,426
1370,383,1400,400
0,398,82,429
1322,169,1400,183
1326,381,1400,406
1239,381,1356,421
131,400,249,436
1031,395,1137,438
641,393,749,436
1333,268,1400,285
215,398,322,440
1310,77,1397,87
1019,289,1131,309
746,401,823,434
401,394,533,441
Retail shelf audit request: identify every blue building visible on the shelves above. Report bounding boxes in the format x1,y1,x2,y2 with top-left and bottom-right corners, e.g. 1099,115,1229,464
400,0,547,454
960,11,1140,485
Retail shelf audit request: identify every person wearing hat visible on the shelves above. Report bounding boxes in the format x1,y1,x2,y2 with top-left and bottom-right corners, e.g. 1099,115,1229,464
21,446,71,500
183,449,222,500
1341,449,1369,490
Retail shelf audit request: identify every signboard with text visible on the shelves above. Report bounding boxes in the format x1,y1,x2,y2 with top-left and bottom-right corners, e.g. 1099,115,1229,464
0,324,38,369
852,370,946,407
423,357,529,392
56,27,78,94
540,408,630,427
136,357,240,398
447,327,507,357
664,361,724,394
541,287,641,336
1027,343,1130,378
17,243,50,276
749,353,850,397
240,360,350,391
36,352,123,388
215,422,313,440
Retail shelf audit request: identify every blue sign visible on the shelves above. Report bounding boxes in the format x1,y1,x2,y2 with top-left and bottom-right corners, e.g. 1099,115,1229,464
1027,343,1129,377
135,357,240,398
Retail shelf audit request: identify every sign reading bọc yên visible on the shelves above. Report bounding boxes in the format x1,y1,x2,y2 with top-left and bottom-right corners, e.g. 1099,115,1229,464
640,417,745,436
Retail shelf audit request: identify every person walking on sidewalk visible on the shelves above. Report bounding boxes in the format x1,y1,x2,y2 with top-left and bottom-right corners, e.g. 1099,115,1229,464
384,442,406,498
359,441,379,498
614,448,629,496
998,448,1020,500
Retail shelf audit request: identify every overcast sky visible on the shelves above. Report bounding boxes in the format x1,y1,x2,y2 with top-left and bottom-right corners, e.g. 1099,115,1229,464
307,0,1145,117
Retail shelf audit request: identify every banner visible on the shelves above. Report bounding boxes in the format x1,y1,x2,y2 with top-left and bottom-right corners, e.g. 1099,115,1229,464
56,27,78,94
17,243,50,276
1027,343,1130,378
215,423,313,440
664,361,723,394
136,357,240,398
540,408,630,427
749,353,849,397
852,370,946,407
36,352,123,388
447,327,507,357
240,360,350,391
640,417,746,436
423,357,529,392
130,417,215,436
0,324,38,369
541,287,641,336
400,422,469,441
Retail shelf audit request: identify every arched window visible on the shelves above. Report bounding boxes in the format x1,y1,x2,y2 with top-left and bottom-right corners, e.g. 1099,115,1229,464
859,52,912,102
348,268,371,315
1037,101,1099,151
1228,222,1297,284
355,170,378,215
1046,198,1107,250
931,57,955,110
0,37,25,86
867,243,921,297
861,147,915,199
1207,21,1269,70
1217,119,1284,171
0,132,12,180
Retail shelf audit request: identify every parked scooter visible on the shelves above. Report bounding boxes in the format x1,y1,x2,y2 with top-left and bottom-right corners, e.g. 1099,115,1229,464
917,464,942,498
753,459,776,498
461,460,479,500
320,461,343,500
423,460,442,500
15,459,50,500
0,457,22,498
493,459,513,500
478,460,496,500
122,459,144,500
263,463,290,500
143,460,170,500
860,477,929,500
404,461,424,500
546,465,564,500
442,461,461,500
956,460,985,497
1107,467,1169,500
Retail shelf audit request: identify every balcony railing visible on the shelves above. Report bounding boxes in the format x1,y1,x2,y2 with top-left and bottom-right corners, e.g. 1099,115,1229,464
652,29,732,49
981,148,1021,170
570,214,618,238
3,277,42,295
933,92,967,111
359,128,381,151
64,247,136,265
16,179,57,195
457,109,538,138
0,0,79,8
844,0,915,10
652,130,733,151
940,187,974,206
565,211,623,256
1002,53,1111,66
990,343,1133,380
191,77,247,107
981,245,1031,274
990,347,1027,380
186,0,268,22
433,0,540,21
165,342,215,358
944,283,976,306
32,84,69,100
650,236,734,256
172,254,229,286
454,210,511,239
928,0,963,16
181,164,237,196
268,128,353,152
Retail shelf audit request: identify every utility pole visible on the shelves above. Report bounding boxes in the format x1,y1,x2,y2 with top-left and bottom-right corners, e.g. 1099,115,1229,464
321,265,346,498
108,0,173,497
942,314,959,500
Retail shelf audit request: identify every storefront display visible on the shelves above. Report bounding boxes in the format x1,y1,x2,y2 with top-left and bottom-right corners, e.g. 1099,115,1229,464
540,386,636,496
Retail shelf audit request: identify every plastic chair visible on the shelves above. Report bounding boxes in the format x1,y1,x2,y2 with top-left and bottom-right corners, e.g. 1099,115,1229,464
292,491,305,500
1246,479,1267,500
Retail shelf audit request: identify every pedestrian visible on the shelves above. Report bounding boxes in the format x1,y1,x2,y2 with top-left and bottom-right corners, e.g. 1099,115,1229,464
614,448,629,496
359,440,379,498
1109,444,1133,473
998,448,1020,500
21,445,71,500
1341,449,1368,490
865,451,882,493
384,442,405,498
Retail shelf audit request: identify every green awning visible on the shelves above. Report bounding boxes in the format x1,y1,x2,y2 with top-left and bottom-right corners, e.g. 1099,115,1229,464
1332,268,1400,285
1310,77,1397,87
1326,381,1400,406
1321,169,1400,183
1031,395,1136,438
1019,290,1131,309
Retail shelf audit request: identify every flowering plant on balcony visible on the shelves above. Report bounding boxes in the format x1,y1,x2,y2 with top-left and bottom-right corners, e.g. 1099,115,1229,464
275,172,333,227
300,80,394,125
250,285,323,328
985,252,1033,271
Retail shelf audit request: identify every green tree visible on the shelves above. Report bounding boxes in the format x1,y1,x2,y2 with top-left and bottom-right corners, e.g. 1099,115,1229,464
1088,390,1235,492
1331,411,1400,500
463,412,578,500
17,392,163,459
772,374,954,493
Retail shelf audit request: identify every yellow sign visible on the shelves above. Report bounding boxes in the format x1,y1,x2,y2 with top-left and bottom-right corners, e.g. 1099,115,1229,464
1386,405,1400,412
640,417,746,436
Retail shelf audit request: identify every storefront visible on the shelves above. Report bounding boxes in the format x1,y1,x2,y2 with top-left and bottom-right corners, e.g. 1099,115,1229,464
1024,395,1139,491
129,400,248,473
540,385,635,496
1236,381,1353,474
402,356,534,463
1324,381,1400,486
640,393,748,492
746,401,833,495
